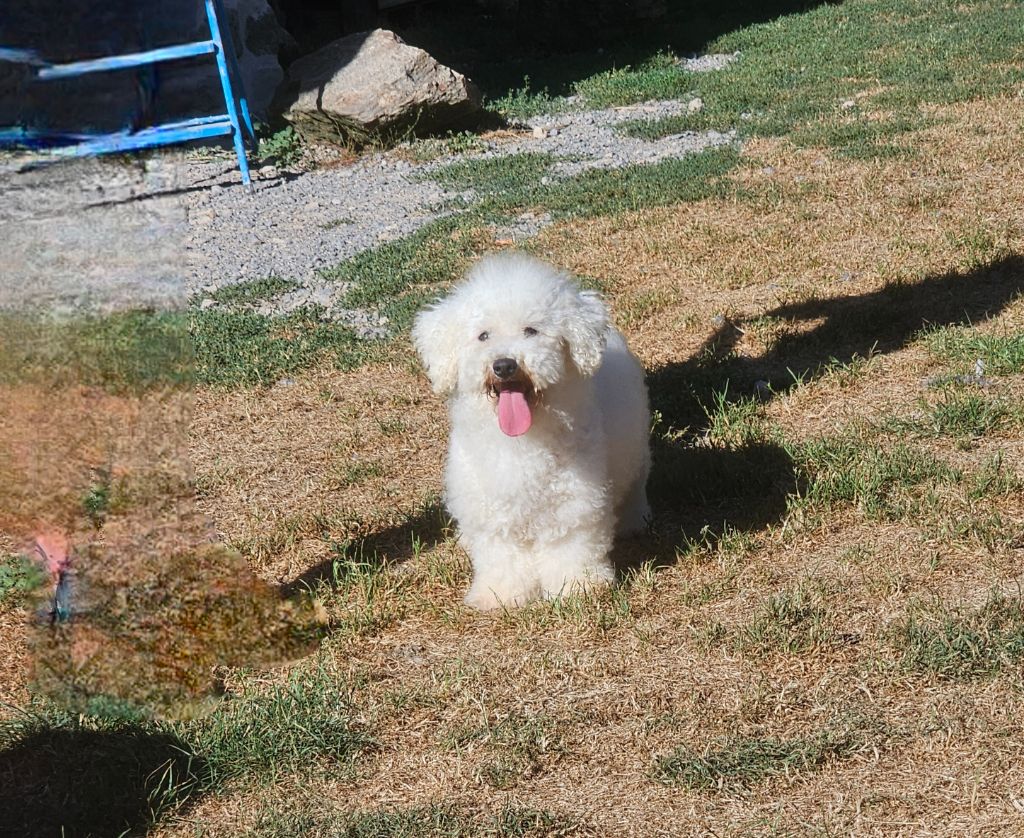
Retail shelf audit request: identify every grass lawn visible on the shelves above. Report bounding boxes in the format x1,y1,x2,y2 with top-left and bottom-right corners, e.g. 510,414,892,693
2,0,1024,835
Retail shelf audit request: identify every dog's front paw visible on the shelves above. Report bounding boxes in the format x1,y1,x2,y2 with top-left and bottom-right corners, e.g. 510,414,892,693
464,586,504,611
540,563,615,601
464,578,536,611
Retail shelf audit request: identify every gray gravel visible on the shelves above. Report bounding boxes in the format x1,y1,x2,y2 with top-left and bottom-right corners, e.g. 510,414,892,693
0,155,186,316
1,53,740,333
678,51,740,73
185,55,741,329
184,101,735,303
514,97,735,177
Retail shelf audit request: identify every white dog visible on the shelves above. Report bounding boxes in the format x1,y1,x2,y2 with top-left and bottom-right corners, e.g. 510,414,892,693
413,252,651,610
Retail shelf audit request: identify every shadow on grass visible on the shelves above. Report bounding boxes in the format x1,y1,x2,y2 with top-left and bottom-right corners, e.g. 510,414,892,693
0,722,209,838
395,0,833,102
635,253,1024,564
284,256,1024,587
281,499,451,596
654,253,1024,426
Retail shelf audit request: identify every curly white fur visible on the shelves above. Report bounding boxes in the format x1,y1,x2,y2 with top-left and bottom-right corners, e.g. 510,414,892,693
413,252,651,610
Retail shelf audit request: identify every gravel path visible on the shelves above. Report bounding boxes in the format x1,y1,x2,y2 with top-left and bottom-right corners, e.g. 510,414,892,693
2,53,740,329
0,156,186,315
186,98,736,308
185,53,741,326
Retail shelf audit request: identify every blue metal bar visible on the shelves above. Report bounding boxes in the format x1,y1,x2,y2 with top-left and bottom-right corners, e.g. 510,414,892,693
0,47,46,66
0,116,233,147
2,1,254,189
211,0,256,145
204,0,252,189
0,127,95,146
138,113,232,132
48,121,234,157
37,41,217,80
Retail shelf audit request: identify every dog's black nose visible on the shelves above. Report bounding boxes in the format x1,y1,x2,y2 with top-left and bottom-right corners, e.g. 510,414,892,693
492,357,518,379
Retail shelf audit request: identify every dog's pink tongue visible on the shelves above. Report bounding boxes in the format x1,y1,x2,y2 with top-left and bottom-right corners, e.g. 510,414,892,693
497,389,532,436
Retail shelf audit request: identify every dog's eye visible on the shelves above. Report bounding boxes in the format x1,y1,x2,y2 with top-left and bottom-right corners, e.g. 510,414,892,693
478,331,489,342
523,327,538,337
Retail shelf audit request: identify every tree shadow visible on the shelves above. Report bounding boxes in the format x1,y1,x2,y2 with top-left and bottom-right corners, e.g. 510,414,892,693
392,0,834,104
654,254,1024,429
621,254,1024,569
0,722,210,838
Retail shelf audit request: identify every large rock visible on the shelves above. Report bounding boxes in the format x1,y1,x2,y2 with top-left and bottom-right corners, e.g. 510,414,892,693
276,29,483,144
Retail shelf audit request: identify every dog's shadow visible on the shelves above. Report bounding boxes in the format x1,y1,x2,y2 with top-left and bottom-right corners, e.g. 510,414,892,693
281,499,452,597
615,253,1024,572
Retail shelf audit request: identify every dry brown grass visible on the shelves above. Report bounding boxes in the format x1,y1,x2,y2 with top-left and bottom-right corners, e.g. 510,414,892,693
190,361,448,583
542,97,1024,376
144,97,1024,836
5,96,1024,837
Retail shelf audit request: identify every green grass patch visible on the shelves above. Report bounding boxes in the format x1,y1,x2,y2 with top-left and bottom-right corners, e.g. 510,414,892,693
312,539,412,638
677,523,756,568
738,585,833,656
899,593,1024,679
618,0,1024,155
184,217,486,388
0,305,365,392
969,454,1024,500
488,76,564,121
81,475,112,527
427,146,739,222
524,146,738,218
790,431,960,520
704,391,770,448
922,326,1024,376
574,51,697,108
339,460,385,486
790,113,932,161
190,307,366,387
0,309,193,394
888,391,1016,440
429,152,556,195
405,130,490,162
206,276,301,308
654,729,858,790
466,146,739,221
0,553,47,603
185,668,372,782
320,215,490,334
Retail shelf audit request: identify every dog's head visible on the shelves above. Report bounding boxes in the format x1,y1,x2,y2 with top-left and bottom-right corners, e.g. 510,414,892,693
412,252,608,436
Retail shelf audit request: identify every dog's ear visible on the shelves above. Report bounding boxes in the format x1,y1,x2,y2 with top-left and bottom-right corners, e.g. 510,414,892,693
559,288,608,376
412,297,461,395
